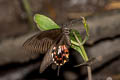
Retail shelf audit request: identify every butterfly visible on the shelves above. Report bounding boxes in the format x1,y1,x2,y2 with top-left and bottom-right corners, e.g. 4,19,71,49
23,26,71,73
23,19,86,75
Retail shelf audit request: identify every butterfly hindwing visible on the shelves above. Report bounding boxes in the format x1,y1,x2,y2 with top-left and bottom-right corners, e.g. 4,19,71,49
40,44,55,73
40,33,64,73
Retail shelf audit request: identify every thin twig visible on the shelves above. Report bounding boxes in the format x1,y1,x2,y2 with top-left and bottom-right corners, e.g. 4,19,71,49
71,36,88,46
22,0,35,30
72,32,88,61
87,66,92,80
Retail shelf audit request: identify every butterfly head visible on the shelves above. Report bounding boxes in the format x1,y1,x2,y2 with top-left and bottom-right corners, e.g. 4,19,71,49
62,27,71,35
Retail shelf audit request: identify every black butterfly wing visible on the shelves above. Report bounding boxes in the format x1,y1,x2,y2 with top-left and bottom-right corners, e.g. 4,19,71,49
39,43,55,73
40,32,64,73
23,29,63,73
23,29,62,54
40,36,70,75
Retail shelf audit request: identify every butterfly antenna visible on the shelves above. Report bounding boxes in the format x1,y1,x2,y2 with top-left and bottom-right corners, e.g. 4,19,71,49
57,66,61,76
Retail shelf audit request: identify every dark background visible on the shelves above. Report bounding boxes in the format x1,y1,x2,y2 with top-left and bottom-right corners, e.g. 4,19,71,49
0,0,120,80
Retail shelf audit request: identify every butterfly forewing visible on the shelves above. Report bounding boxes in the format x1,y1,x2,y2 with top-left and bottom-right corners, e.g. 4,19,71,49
23,29,62,54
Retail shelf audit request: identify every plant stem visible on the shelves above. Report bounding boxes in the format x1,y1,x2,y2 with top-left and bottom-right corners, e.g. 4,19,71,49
87,66,92,80
72,32,88,61
72,32,92,80
71,40,79,46
71,36,88,47
22,0,35,30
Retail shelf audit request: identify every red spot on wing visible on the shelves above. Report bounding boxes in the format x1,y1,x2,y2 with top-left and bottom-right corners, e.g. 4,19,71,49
59,58,62,60
55,56,57,58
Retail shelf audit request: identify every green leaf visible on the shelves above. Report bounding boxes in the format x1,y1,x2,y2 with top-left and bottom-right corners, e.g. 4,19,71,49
71,44,86,61
34,14,60,31
70,29,82,42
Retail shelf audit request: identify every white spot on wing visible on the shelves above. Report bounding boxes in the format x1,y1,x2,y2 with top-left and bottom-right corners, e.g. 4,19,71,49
58,46,62,54
52,53,53,57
